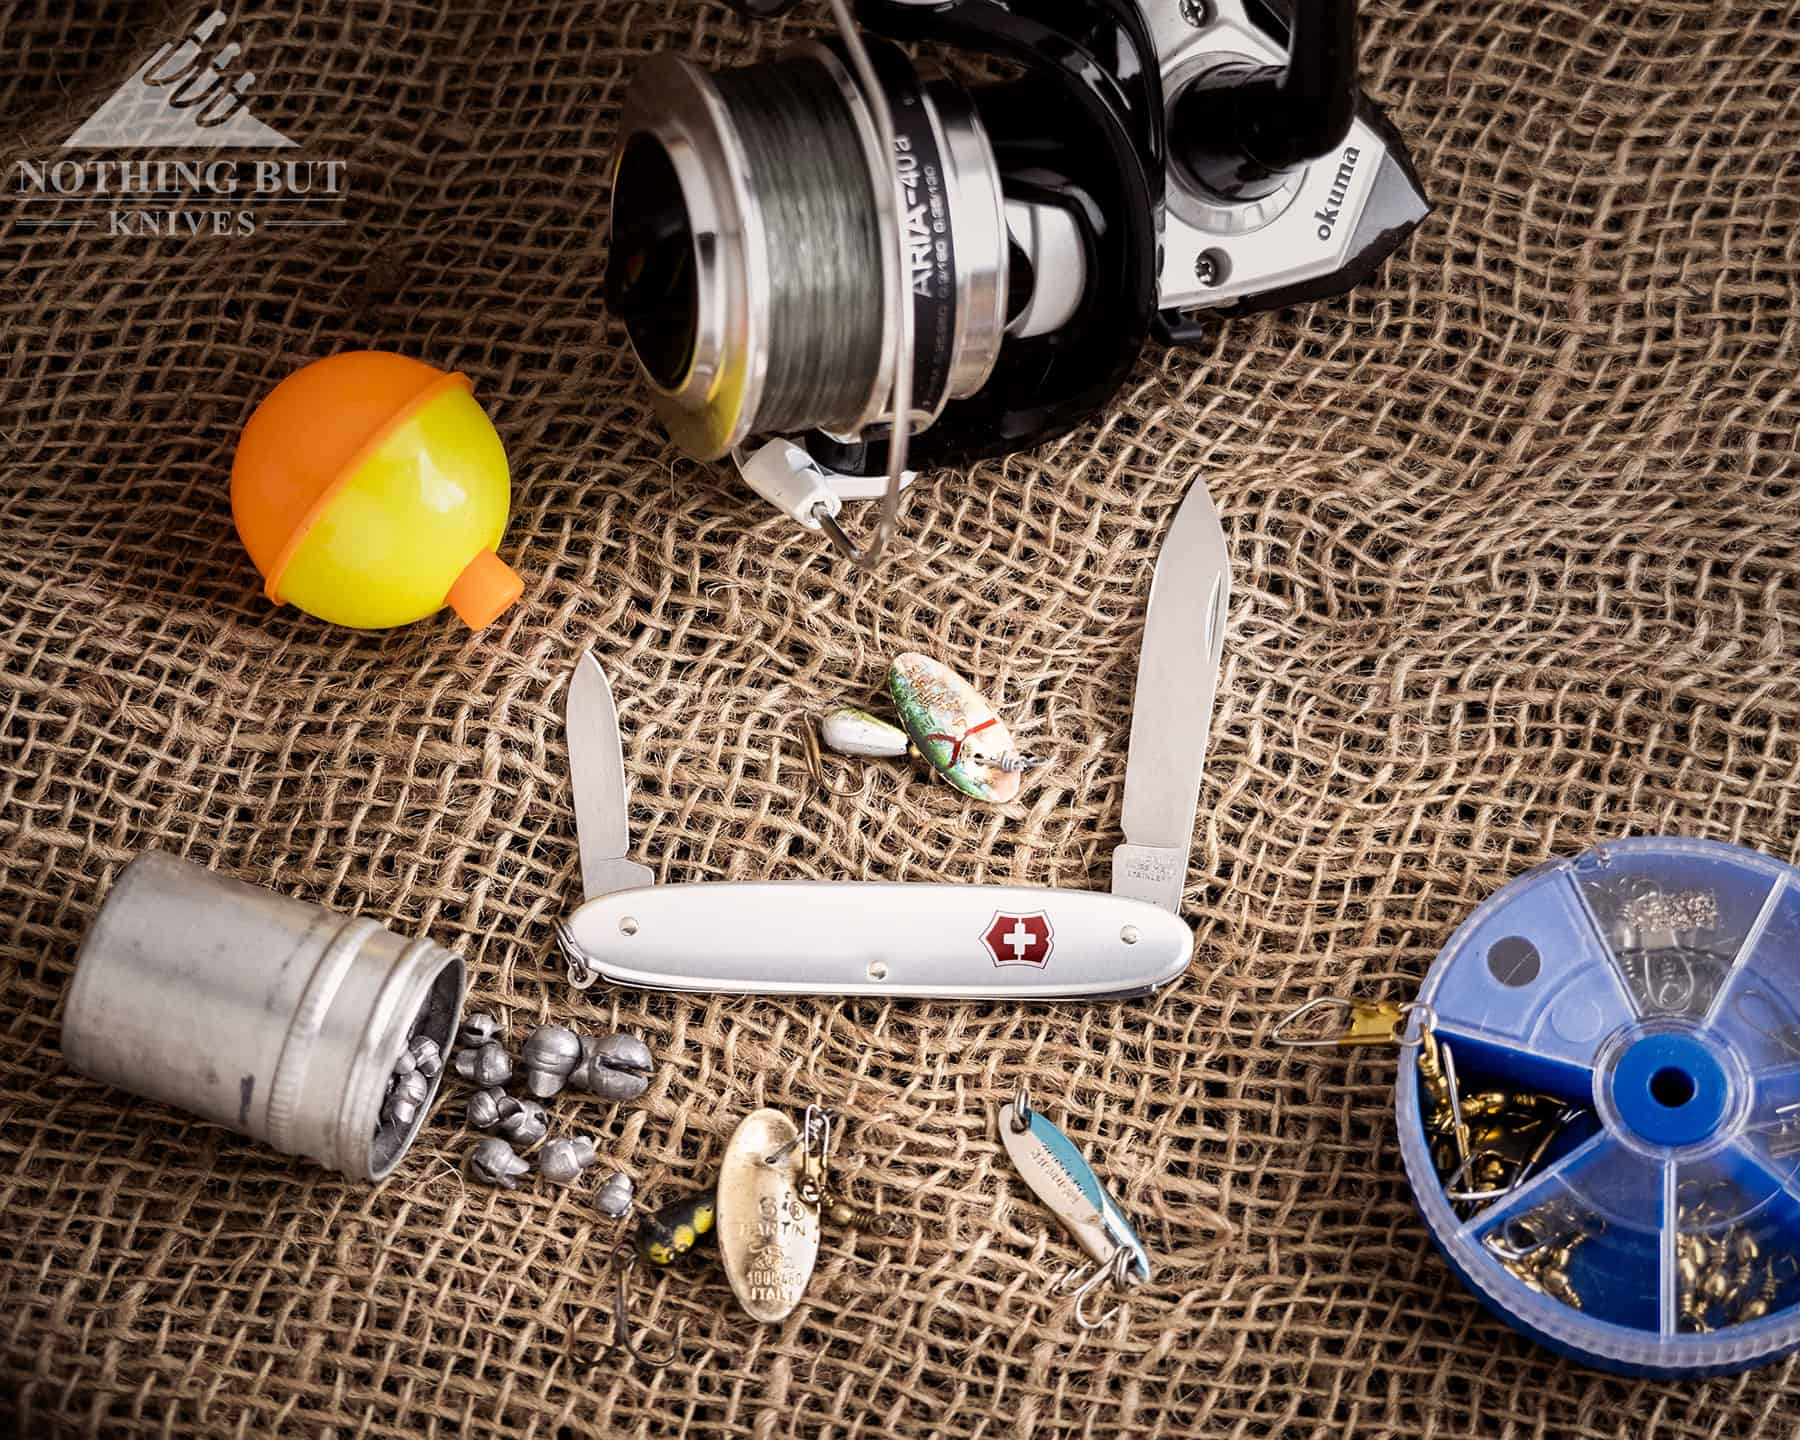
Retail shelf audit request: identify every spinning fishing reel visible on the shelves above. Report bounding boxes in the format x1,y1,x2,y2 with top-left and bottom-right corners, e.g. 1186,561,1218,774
605,0,1428,567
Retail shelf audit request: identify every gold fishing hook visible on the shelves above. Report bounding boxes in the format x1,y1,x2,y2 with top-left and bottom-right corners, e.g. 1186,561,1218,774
797,714,861,799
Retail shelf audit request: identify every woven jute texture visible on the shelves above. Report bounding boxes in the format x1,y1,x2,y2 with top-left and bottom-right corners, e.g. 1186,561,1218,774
4,0,1799,1435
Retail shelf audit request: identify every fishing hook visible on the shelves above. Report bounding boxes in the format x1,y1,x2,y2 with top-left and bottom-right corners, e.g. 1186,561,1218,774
1053,1245,1133,1331
607,1240,686,1368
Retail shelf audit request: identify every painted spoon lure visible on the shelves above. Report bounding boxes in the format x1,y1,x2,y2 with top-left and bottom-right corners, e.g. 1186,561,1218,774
820,652,1043,803
999,1084,1152,1330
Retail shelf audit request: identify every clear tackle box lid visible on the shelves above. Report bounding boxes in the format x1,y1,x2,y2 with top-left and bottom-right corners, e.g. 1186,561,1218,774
1399,837,1800,1377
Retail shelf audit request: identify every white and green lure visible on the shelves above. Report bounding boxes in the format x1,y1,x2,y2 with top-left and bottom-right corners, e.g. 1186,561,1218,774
999,1086,1152,1330
819,652,1042,804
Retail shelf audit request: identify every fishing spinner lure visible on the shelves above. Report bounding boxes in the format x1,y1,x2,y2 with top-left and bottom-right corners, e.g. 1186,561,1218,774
818,652,1042,804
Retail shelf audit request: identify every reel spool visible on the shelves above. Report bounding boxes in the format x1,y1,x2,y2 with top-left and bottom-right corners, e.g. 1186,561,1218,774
1401,837,1800,1377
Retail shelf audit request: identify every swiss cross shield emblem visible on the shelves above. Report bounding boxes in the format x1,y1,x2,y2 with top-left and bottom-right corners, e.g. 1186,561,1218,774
982,911,1054,968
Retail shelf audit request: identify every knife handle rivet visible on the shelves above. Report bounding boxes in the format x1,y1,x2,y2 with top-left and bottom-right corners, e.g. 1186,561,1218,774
1120,926,1140,946
619,917,640,937
867,961,888,981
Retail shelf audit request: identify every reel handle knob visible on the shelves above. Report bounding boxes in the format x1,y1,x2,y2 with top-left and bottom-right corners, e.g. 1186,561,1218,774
1169,0,1358,202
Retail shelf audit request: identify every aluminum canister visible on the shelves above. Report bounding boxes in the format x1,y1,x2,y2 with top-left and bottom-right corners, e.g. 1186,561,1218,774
62,850,466,1181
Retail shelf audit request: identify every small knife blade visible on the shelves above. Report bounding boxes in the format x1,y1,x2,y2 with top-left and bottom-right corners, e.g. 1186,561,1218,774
1110,482,1231,913
567,650,655,902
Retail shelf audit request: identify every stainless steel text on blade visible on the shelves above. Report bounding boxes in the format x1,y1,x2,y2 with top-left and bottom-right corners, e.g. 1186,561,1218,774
566,650,656,903
1111,481,1230,913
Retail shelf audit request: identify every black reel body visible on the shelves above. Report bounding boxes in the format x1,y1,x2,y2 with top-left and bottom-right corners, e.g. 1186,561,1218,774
606,0,1428,483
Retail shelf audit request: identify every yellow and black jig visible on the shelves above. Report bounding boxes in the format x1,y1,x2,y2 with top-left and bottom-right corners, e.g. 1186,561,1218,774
606,1190,718,1367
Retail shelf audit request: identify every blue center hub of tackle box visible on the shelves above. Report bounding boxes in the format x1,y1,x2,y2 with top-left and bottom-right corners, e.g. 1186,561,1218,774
1610,1032,1729,1147
1397,837,1800,1377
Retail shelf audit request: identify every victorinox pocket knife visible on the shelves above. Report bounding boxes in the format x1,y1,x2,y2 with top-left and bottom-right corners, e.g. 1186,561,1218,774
557,479,1229,1001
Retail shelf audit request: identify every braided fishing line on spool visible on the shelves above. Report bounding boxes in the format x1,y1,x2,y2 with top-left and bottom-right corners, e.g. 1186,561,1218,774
711,55,889,438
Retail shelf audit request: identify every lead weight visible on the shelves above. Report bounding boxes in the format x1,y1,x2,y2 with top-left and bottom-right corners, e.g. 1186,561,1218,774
382,1068,432,1129
61,850,465,1183
498,1097,549,1148
520,1024,583,1098
571,1032,654,1102
466,1086,514,1131
538,1135,599,1185
457,1013,502,1051
454,1041,514,1088
596,1171,636,1218
468,1137,531,1189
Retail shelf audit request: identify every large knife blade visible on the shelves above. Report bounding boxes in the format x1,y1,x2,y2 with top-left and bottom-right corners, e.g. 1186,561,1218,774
567,650,655,902
1110,482,1230,912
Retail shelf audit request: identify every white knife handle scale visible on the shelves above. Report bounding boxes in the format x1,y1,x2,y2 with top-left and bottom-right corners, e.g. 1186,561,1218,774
558,882,1192,1000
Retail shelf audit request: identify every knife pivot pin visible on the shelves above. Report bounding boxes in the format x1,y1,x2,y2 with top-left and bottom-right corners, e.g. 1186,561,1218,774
555,920,603,990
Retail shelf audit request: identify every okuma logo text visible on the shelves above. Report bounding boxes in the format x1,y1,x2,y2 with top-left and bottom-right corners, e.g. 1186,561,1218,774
1315,146,1361,241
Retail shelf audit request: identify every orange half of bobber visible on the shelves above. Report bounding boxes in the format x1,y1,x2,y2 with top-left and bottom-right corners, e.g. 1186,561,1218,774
231,350,524,630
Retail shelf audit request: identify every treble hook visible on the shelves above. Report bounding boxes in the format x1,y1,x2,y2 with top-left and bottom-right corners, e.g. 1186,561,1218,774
607,1240,687,1368
1052,1246,1133,1331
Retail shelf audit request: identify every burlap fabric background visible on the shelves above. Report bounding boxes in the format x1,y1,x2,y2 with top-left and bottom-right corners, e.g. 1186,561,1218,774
4,1,1798,1435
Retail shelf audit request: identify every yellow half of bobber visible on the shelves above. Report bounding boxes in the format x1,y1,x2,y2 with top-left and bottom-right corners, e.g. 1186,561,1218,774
273,378,520,630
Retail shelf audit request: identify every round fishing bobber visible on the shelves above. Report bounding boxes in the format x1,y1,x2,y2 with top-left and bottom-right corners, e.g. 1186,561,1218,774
231,351,524,630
